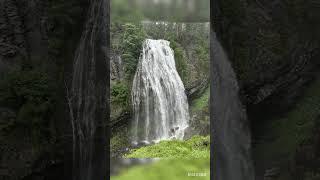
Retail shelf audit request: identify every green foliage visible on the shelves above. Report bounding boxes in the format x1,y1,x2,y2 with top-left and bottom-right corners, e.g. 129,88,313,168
111,127,130,157
0,68,55,136
119,23,146,79
0,69,53,109
191,88,210,112
110,23,144,122
125,135,210,159
194,40,210,76
189,88,210,135
170,41,188,81
111,158,210,180
111,82,130,108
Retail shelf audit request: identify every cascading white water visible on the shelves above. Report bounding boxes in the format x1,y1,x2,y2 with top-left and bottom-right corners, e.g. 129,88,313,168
69,0,107,180
212,32,255,180
131,39,189,144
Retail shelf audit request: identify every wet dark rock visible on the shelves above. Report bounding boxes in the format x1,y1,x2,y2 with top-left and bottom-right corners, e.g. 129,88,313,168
213,0,320,178
110,53,124,81
294,118,320,179
110,111,131,128
264,167,280,179
0,1,50,179
186,77,209,101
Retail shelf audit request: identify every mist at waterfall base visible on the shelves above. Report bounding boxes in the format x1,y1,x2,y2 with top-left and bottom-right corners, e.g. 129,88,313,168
131,39,190,145
211,32,255,180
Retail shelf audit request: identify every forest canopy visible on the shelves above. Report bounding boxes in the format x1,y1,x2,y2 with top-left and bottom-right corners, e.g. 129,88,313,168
111,0,210,22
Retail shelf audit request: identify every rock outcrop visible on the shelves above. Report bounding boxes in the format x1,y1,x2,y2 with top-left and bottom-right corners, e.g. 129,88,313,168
213,0,320,179
0,1,50,179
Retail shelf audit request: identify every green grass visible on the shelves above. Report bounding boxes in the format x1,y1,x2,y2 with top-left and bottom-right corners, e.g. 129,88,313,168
124,135,210,159
111,158,210,180
191,88,210,112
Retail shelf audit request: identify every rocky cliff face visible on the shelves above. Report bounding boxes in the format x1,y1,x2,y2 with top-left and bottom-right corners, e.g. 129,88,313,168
213,0,320,179
0,0,89,179
0,0,48,71
0,1,50,179
215,0,320,107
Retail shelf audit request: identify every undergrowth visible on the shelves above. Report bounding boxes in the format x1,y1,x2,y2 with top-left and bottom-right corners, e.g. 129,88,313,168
125,135,210,159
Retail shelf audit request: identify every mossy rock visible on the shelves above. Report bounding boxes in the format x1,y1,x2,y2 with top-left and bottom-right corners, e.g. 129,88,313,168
124,135,210,159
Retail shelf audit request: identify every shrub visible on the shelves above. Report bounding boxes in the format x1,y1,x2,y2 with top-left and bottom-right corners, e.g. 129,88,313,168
111,82,130,107
120,23,146,79
191,88,210,112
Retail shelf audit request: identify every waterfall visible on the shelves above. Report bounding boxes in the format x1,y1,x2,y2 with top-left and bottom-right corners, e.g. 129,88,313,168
131,39,189,144
211,32,255,180
68,0,108,180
